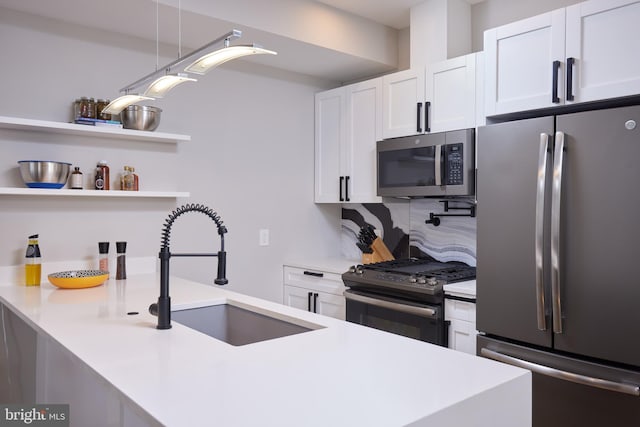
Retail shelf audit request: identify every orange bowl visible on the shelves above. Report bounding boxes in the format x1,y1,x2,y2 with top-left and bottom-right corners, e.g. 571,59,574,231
48,270,109,289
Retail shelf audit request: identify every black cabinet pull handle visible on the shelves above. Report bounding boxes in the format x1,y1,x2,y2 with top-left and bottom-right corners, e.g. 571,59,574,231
566,57,575,101
307,292,313,312
552,60,561,103
417,102,423,133
425,101,431,133
303,271,324,278
339,176,344,202
313,293,319,313
345,176,350,202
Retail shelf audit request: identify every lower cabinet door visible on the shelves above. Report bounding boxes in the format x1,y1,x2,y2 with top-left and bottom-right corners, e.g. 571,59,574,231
315,292,346,320
283,285,314,312
283,285,345,320
448,318,477,355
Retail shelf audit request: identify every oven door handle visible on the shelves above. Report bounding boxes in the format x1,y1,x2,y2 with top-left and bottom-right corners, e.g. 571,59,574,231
480,348,640,396
343,290,436,318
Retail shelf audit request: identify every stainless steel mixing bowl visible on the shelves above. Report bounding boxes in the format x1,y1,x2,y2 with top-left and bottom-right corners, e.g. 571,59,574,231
18,160,71,189
120,105,162,131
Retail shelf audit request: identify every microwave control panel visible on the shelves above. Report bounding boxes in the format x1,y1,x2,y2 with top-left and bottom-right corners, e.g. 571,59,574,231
446,143,464,185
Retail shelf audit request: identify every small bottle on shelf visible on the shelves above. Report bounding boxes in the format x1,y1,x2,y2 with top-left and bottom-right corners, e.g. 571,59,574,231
95,161,110,190
70,166,83,189
132,167,139,191
120,166,134,191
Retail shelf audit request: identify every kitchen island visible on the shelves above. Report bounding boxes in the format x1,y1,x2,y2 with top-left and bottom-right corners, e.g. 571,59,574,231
0,273,531,426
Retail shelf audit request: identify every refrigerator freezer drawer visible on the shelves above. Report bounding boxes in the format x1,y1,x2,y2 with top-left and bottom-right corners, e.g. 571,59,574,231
478,335,640,427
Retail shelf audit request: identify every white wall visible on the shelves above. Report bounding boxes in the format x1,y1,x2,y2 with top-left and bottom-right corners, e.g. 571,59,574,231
0,8,341,303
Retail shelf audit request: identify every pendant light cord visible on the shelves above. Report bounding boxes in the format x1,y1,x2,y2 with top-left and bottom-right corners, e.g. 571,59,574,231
156,0,159,71
178,0,182,58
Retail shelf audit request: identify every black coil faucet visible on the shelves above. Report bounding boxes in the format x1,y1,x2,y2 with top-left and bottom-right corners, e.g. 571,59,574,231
149,204,228,329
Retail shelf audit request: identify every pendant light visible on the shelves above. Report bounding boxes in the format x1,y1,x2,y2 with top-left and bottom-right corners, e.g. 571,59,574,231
185,44,277,75
102,1,276,117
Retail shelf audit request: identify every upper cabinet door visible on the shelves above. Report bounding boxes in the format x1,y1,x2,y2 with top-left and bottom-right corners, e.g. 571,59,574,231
382,68,425,139
565,0,640,104
484,9,566,116
345,78,382,203
426,54,477,133
314,87,344,203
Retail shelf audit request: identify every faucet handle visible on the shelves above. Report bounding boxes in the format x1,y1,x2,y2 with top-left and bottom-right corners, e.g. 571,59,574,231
149,303,158,316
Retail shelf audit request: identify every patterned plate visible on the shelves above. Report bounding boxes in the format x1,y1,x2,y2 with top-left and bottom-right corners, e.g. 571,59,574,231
48,270,109,289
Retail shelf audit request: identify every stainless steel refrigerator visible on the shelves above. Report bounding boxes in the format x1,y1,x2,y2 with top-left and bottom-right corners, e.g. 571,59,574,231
476,104,640,426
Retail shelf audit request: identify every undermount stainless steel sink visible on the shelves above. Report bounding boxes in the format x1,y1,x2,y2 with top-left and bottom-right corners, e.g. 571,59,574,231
171,303,322,346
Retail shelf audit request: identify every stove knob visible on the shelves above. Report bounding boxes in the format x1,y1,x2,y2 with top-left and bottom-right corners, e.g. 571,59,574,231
355,266,365,275
348,265,356,273
426,277,438,286
417,276,427,285
408,275,417,283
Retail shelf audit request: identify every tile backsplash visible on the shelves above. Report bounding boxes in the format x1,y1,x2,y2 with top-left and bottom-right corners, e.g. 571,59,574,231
342,199,476,266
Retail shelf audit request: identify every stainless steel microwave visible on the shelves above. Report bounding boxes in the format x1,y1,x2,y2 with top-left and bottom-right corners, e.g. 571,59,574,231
377,129,475,198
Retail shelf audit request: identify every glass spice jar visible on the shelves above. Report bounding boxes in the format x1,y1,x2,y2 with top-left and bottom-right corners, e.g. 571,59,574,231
78,97,90,118
86,97,96,119
96,99,110,121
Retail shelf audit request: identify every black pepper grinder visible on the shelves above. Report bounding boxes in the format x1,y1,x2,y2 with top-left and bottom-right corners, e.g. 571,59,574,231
116,241,127,280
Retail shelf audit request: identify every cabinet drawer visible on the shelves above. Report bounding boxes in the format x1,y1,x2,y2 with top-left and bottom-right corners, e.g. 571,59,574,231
283,266,345,296
445,298,476,322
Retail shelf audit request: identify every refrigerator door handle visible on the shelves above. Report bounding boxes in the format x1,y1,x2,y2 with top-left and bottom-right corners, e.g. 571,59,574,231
551,132,565,334
535,133,550,331
480,348,640,397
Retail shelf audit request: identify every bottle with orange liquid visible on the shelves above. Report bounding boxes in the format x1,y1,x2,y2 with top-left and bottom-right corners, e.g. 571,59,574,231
25,234,41,286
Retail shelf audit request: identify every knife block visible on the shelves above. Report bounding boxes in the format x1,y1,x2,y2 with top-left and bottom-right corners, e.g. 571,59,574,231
361,238,394,264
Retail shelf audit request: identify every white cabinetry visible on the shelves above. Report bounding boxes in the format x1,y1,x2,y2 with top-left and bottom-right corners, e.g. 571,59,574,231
314,78,382,203
483,10,566,116
484,0,640,116
445,297,477,355
382,68,425,139
283,266,346,320
382,53,480,139
565,0,640,103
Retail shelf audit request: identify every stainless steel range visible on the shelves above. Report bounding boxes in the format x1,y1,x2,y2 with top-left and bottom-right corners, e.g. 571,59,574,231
342,258,476,346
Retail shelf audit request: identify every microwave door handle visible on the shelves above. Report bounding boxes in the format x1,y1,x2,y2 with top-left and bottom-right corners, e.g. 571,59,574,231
535,133,550,331
551,131,566,334
343,291,436,318
435,144,442,186
481,348,640,396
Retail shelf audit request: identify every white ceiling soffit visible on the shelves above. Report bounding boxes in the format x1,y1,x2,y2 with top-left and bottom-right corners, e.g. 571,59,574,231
0,0,400,83
315,0,486,29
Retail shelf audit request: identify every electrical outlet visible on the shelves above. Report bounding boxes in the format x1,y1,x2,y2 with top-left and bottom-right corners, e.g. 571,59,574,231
259,229,269,246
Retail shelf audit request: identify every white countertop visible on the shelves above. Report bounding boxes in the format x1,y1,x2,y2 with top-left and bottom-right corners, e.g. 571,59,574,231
444,280,477,299
0,274,529,426
283,257,358,274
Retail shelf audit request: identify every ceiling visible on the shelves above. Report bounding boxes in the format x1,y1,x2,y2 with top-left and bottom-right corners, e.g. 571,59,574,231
316,0,485,29
0,0,484,83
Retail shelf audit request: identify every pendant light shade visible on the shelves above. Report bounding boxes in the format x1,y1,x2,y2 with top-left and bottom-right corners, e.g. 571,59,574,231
184,45,278,75
102,94,155,116
144,73,197,98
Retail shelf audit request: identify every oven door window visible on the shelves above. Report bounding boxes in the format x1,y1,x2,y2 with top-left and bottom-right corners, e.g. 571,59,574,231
345,290,446,346
378,146,438,188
